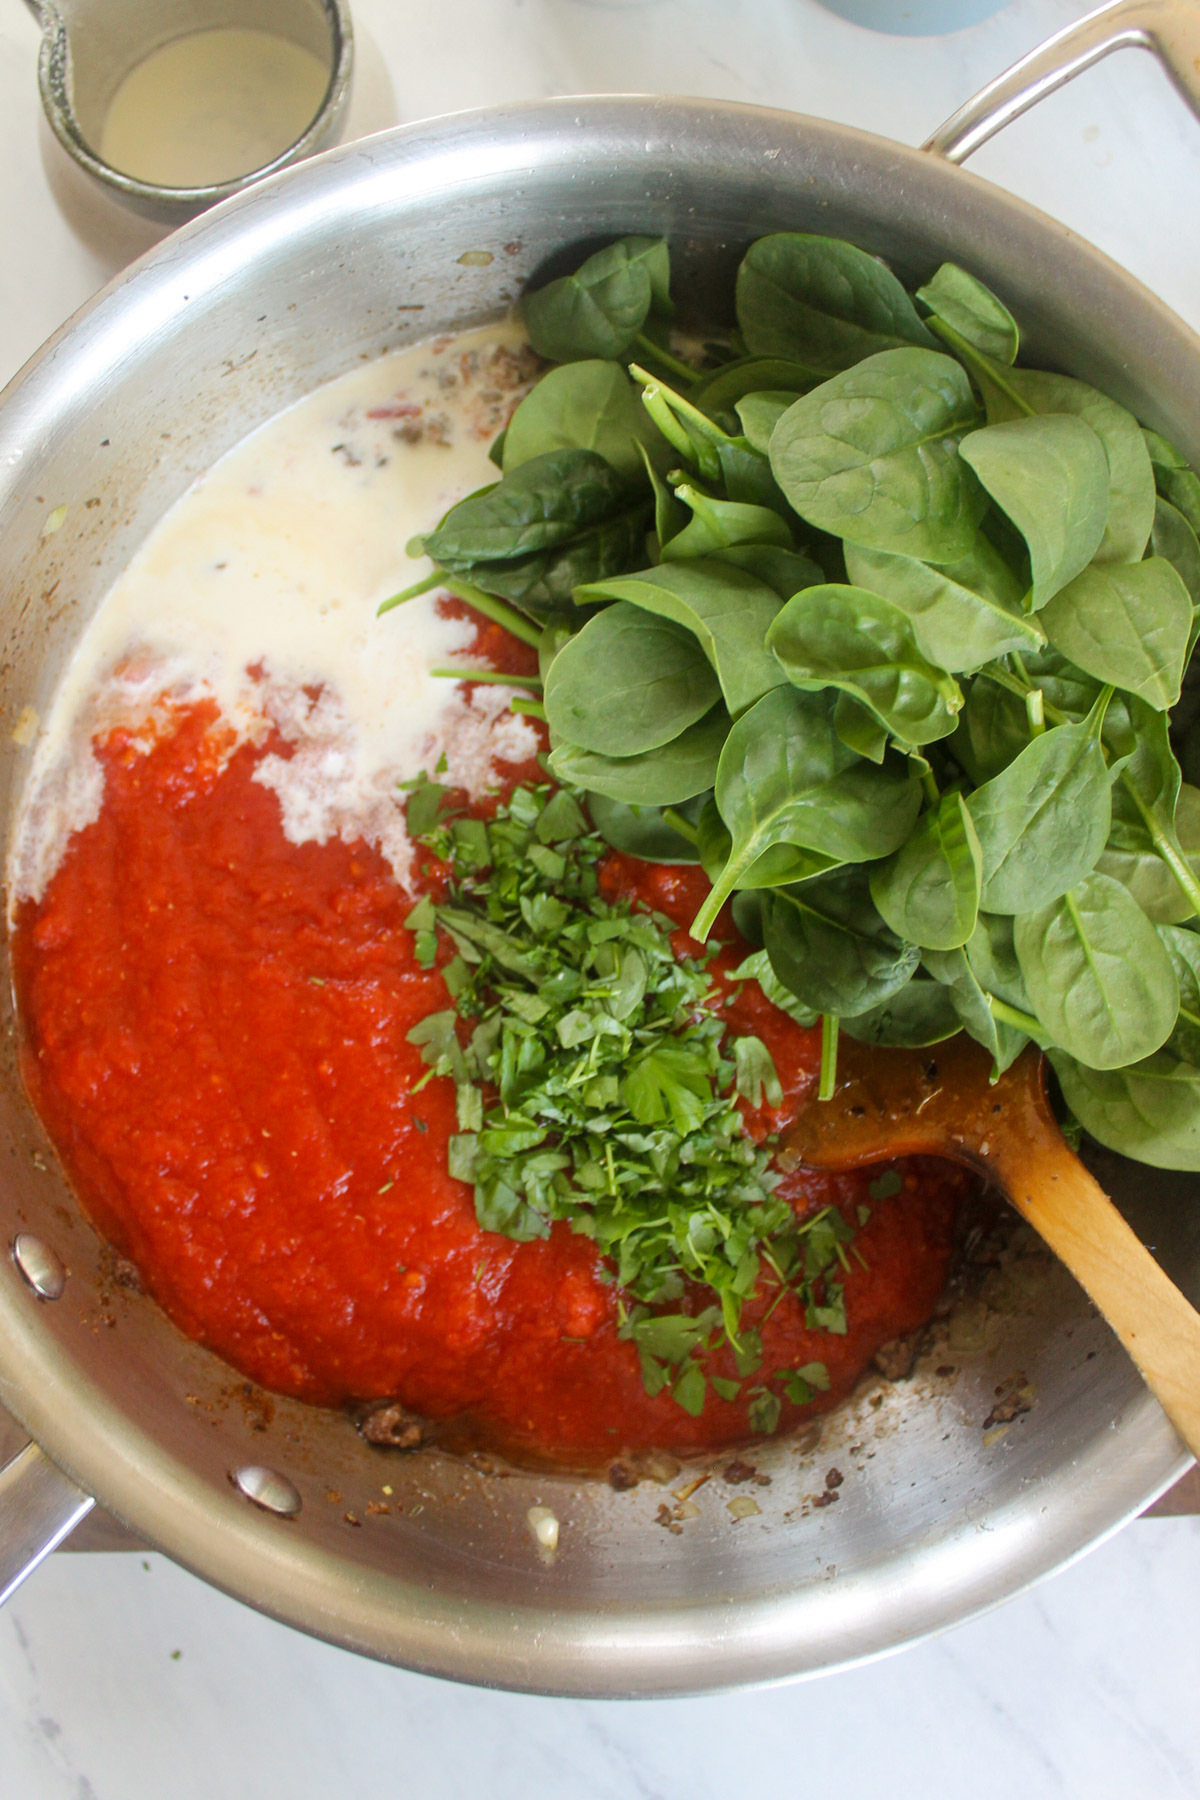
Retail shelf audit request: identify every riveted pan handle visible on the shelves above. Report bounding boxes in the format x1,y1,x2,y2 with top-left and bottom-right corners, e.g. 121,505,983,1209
926,0,1200,163
0,1440,94,1605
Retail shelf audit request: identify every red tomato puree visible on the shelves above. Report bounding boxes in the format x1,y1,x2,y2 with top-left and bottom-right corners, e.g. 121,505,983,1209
13,670,966,1461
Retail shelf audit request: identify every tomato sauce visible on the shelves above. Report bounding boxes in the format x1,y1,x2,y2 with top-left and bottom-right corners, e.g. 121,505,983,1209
13,634,966,1460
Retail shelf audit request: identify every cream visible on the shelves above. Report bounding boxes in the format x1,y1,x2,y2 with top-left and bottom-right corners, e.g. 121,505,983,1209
11,324,541,904
99,28,331,188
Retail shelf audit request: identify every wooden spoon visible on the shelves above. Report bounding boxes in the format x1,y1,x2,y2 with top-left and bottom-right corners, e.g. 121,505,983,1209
784,1034,1200,1459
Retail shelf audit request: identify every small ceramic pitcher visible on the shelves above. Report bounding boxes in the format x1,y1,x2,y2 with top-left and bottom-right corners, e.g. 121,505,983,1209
26,0,354,237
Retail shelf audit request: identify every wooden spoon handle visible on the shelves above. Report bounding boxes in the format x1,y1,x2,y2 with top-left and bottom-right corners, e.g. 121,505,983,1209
995,1131,1200,1461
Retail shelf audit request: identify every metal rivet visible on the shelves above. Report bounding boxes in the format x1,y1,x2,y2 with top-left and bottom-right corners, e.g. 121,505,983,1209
232,1465,302,1518
11,1234,65,1300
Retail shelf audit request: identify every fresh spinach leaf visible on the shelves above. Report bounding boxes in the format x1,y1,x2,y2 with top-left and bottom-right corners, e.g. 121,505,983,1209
1015,871,1178,1068
737,392,800,454
729,947,821,1027
931,345,1156,567
766,583,964,746
843,539,1044,672
1050,1049,1200,1172
923,943,1030,1073
762,871,919,1017
958,414,1109,610
423,447,652,609
714,437,793,513
1144,427,1189,473
522,236,670,362
691,356,816,413
1012,373,1155,565
1040,558,1191,711
660,485,794,563
869,791,982,950
691,686,920,941
544,602,720,755
1153,457,1200,540
548,708,727,805
576,561,787,715
952,676,1033,786
697,795,841,892
966,704,1115,913
916,263,1019,365
586,793,704,864
1100,782,1200,924
841,979,961,1047
964,910,1034,1015
711,543,824,600
1150,496,1200,639
834,692,890,762
459,505,652,610
1099,702,1200,923
426,449,629,567
694,795,845,892
736,233,935,372
1159,923,1200,1066
502,360,668,482
769,349,985,565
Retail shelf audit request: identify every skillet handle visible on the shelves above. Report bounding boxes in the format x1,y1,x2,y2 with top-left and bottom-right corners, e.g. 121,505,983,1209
0,1439,94,1605
925,0,1200,163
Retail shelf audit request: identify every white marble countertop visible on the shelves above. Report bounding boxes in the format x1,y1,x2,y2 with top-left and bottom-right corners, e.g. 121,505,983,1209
1,0,1199,1792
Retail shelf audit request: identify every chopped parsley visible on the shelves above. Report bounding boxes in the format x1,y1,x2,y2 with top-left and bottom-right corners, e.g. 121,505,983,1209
402,777,848,1423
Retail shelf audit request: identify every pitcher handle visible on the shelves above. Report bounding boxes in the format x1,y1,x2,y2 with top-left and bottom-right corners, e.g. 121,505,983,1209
925,0,1200,163
0,1440,94,1606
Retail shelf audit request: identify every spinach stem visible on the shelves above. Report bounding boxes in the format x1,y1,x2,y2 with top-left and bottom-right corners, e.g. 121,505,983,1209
818,1014,840,1102
1121,777,1200,919
431,667,542,687
987,993,1042,1037
630,363,727,480
377,571,441,615
984,663,1074,726
929,317,1033,418
637,385,699,467
907,751,938,806
661,807,701,846
1090,684,1115,736
1025,687,1046,735
439,578,543,648
633,333,699,385
509,696,548,722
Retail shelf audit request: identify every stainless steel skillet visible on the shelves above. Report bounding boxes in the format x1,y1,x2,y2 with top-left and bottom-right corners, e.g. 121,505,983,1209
1,0,1199,1696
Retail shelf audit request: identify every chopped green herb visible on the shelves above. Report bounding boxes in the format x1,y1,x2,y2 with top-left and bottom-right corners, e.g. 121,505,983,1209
868,1169,903,1201
732,1035,784,1109
778,1361,831,1405
404,780,855,1415
747,1389,782,1435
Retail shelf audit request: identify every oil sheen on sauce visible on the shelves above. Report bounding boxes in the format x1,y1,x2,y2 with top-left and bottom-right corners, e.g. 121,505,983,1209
10,326,965,1462
99,27,331,187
